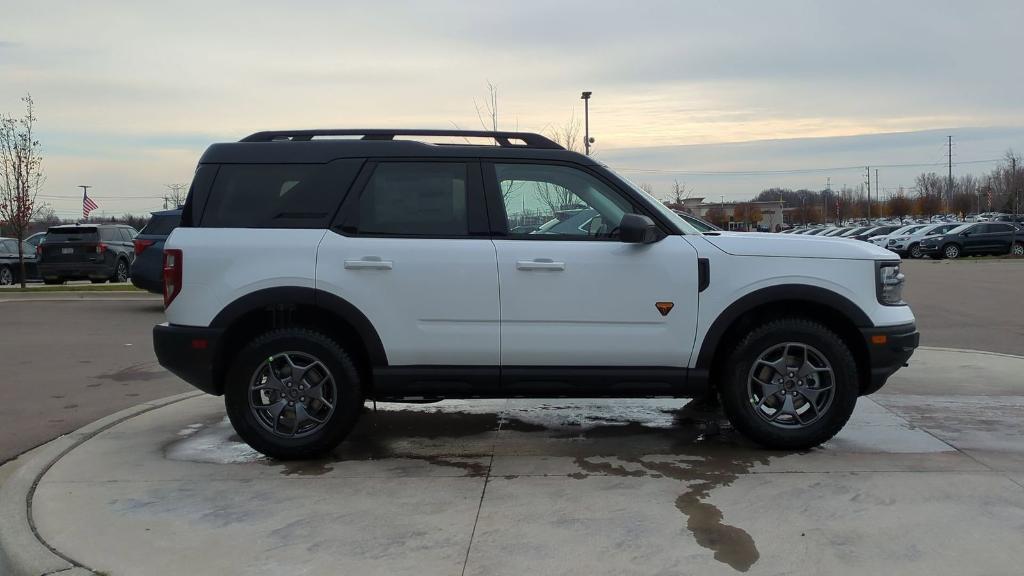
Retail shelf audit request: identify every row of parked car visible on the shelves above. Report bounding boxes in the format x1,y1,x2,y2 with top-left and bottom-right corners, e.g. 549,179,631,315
0,208,181,288
782,221,1024,259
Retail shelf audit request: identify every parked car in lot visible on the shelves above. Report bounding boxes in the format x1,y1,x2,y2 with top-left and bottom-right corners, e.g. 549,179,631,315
154,128,918,459
886,223,961,258
24,231,47,249
130,209,182,293
852,225,900,242
37,224,138,284
0,237,39,285
867,224,927,248
919,222,1023,259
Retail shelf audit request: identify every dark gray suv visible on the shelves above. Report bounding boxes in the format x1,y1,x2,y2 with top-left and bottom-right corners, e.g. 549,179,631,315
38,224,137,284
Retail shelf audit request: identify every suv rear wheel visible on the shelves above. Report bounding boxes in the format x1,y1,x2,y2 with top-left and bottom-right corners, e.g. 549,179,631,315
0,265,12,286
112,259,129,283
719,318,858,450
224,328,363,459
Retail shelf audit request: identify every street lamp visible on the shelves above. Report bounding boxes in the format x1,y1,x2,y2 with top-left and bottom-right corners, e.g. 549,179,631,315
581,91,592,156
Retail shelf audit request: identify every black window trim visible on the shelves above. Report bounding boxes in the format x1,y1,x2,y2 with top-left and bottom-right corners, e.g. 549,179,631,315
331,158,489,240
480,159,672,241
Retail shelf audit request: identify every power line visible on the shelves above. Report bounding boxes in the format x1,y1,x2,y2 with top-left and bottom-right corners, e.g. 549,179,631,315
615,157,1003,176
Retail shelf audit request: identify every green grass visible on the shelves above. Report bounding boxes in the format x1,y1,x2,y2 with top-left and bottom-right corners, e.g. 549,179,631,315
1,283,147,293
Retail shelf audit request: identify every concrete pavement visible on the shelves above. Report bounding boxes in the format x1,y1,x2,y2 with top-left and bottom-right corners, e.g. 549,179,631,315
4,347,1023,576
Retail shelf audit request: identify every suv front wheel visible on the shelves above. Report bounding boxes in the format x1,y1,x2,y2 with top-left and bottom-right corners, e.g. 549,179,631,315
719,318,858,450
225,328,363,459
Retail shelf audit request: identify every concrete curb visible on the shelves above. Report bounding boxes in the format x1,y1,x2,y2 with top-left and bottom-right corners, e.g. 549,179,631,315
0,392,203,576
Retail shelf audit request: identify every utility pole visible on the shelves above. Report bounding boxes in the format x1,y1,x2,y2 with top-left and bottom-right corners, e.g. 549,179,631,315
1013,156,1018,216
865,167,871,221
825,177,831,224
875,169,880,219
947,135,953,215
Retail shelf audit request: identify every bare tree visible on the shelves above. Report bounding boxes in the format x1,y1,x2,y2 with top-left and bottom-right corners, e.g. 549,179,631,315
0,94,44,287
474,81,500,133
666,180,689,209
164,183,189,209
545,111,583,153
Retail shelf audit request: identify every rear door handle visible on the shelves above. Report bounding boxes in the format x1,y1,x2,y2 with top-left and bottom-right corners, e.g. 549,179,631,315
344,257,393,270
516,258,565,271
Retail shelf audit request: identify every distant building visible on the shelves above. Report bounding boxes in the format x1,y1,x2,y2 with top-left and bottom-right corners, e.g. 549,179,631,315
680,197,795,231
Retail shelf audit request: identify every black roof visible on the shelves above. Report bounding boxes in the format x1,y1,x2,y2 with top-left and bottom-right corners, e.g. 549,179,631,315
200,129,595,165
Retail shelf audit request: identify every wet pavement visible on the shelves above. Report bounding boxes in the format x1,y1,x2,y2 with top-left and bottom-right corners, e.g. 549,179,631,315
26,348,1024,575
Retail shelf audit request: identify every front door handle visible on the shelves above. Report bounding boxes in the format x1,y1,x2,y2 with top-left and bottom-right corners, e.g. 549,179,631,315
344,257,393,270
516,258,565,271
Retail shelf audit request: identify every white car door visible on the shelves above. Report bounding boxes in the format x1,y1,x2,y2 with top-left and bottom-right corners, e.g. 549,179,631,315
316,161,500,370
485,162,699,369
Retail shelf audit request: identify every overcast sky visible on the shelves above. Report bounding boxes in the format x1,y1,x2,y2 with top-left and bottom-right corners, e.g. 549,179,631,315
2,0,1023,217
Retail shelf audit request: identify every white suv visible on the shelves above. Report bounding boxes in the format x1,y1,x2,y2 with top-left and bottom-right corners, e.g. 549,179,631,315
154,129,919,459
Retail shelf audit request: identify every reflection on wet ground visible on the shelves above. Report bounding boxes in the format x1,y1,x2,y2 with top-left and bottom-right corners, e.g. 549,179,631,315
166,399,778,571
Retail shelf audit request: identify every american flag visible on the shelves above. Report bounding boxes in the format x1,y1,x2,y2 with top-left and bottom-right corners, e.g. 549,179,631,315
83,190,99,219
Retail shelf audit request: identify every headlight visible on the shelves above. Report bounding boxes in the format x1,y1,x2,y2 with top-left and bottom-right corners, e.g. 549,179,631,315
877,261,905,305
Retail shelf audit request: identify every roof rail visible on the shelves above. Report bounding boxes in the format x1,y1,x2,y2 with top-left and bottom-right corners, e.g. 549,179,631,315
238,129,564,149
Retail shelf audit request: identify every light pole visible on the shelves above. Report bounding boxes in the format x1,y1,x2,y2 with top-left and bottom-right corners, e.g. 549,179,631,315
581,91,592,156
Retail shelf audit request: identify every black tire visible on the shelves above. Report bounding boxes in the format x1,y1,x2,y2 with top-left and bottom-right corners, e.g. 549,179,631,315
43,278,63,285
719,318,859,450
224,328,362,460
0,265,12,286
908,243,923,259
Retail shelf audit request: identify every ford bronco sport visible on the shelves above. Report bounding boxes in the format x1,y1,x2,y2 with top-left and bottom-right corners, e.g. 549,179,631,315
153,129,918,459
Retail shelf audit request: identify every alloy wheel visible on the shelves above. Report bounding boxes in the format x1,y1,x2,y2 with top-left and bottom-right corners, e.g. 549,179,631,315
909,244,922,259
116,261,128,282
0,267,12,285
746,342,836,429
248,351,337,439
1013,243,1024,256
944,244,960,259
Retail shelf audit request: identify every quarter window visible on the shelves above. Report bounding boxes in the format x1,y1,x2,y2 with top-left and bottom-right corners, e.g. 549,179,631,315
494,163,632,239
354,162,469,236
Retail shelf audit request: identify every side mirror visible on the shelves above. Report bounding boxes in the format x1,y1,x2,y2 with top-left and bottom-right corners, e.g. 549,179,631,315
619,213,661,244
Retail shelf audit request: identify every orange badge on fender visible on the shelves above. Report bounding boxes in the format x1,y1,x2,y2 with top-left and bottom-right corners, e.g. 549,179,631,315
655,302,674,316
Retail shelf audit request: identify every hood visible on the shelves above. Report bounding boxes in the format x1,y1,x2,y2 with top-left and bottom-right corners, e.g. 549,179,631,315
700,232,896,260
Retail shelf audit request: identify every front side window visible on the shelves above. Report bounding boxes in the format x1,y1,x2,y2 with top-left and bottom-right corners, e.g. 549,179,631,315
495,163,632,239
355,162,469,236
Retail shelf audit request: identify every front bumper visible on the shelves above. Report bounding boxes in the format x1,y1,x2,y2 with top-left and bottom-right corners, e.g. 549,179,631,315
153,323,224,395
858,322,919,395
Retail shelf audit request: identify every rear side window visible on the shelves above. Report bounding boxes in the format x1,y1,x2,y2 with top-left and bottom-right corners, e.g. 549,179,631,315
99,228,120,242
118,228,136,241
353,162,469,236
200,160,362,229
141,214,180,236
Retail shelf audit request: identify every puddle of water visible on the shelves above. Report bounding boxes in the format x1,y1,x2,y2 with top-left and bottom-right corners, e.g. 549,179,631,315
163,398,778,571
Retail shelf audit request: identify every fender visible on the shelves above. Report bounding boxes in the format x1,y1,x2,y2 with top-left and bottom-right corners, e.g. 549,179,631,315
694,284,872,369
210,286,388,366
